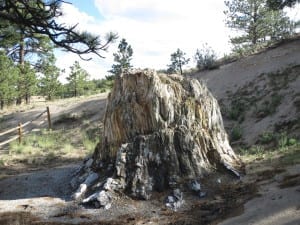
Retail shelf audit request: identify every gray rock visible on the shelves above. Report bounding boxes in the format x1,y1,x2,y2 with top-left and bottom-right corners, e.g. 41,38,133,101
165,189,184,211
189,180,201,192
82,190,112,209
103,177,124,191
84,158,93,169
72,172,99,200
173,189,183,201
84,172,99,186
223,162,241,178
199,191,207,198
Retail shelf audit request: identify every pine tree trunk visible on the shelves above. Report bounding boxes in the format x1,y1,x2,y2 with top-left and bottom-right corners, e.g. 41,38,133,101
17,34,25,105
25,94,30,104
72,70,244,205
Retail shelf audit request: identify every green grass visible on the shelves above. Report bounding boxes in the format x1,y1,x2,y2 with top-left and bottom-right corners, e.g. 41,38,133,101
238,140,300,166
9,129,67,155
278,145,300,165
82,135,98,154
82,127,100,154
4,128,98,166
238,145,264,157
258,131,275,144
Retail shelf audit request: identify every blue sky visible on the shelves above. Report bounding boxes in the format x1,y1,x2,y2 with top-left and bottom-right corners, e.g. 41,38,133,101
55,0,300,81
67,0,104,20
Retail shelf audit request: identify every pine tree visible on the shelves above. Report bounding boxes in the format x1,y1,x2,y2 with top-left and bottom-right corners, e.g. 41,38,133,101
0,0,117,104
18,62,37,104
224,0,294,51
267,0,299,9
0,0,117,59
0,1,54,104
109,38,133,76
0,52,19,109
36,54,61,100
167,49,190,75
67,61,89,97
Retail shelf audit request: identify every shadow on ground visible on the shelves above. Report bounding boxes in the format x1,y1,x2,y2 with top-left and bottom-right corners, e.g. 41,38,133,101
0,164,78,201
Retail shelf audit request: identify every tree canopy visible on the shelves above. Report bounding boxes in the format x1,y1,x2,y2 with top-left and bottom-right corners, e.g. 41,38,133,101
224,0,295,51
0,51,19,108
267,0,299,9
36,53,61,100
167,49,190,75
67,61,89,97
0,0,117,60
109,38,133,76
194,44,217,71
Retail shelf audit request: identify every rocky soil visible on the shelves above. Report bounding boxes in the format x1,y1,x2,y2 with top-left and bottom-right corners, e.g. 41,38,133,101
0,155,299,224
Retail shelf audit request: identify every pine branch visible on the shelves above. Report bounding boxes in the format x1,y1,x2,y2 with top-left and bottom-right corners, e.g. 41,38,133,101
0,0,118,60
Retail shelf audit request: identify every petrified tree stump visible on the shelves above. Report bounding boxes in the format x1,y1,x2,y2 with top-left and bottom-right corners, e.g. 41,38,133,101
72,69,243,204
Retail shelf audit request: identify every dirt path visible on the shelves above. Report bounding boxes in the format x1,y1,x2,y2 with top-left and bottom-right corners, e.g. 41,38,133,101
0,93,108,151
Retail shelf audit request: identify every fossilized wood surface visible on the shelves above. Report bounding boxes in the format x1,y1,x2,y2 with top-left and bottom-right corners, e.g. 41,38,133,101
83,70,243,200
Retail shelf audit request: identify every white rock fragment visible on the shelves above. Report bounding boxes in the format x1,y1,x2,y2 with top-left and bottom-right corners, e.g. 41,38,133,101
72,172,99,200
189,180,201,192
73,184,87,200
82,190,112,209
165,189,184,211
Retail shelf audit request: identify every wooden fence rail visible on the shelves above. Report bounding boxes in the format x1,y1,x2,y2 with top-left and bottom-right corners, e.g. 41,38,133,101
0,107,51,147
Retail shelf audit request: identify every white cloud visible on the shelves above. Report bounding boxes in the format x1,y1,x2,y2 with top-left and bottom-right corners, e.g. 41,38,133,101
55,3,112,81
95,0,232,70
285,3,300,21
55,50,109,83
55,1,300,80
58,3,95,30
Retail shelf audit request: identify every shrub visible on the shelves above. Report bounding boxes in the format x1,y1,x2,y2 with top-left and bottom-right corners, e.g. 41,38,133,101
230,125,243,142
287,138,297,146
277,132,288,148
194,44,218,71
259,131,275,144
227,99,246,121
238,145,264,156
249,145,264,156
256,94,282,118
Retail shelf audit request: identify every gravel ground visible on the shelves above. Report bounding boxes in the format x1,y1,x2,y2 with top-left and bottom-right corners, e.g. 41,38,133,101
0,162,248,225
0,162,299,225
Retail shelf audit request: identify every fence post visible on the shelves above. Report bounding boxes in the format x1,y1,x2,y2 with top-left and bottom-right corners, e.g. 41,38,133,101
46,106,52,130
18,123,22,144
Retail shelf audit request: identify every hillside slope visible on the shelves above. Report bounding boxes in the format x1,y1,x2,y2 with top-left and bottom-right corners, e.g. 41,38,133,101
193,37,300,146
